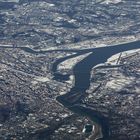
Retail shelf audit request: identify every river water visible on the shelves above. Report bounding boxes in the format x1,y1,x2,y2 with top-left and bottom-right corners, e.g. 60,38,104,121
54,41,140,140
1,40,139,139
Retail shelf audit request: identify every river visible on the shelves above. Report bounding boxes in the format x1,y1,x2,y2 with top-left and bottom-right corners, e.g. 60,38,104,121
1,40,140,139
53,40,140,140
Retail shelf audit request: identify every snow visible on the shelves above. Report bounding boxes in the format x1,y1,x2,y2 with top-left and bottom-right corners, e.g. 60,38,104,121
59,91,67,95
102,0,122,4
0,0,19,2
65,75,74,84
105,73,135,91
34,76,51,83
0,44,13,47
95,43,107,48
68,19,77,23
39,2,55,7
58,52,92,70
93,49,140,69
60,113,68,118
107,48,140,65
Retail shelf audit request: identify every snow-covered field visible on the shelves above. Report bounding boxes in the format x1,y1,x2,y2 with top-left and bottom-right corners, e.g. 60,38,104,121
0,0,19,2
107,48,140,65
105,73,135,91
34,76,51,83
101,0,122,4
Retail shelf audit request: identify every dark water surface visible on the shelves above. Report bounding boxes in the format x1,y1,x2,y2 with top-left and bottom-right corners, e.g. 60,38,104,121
54,41,140,140
0,40,139,139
